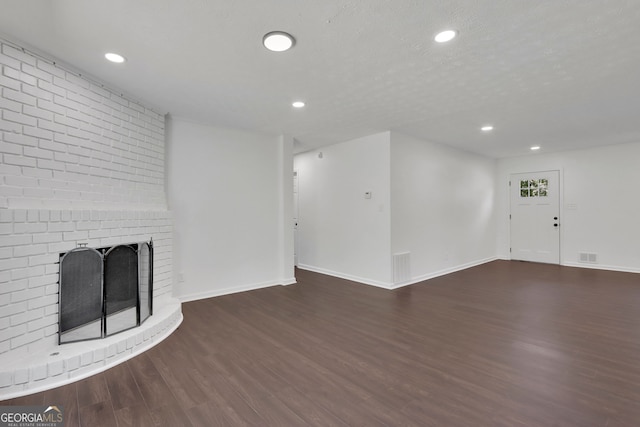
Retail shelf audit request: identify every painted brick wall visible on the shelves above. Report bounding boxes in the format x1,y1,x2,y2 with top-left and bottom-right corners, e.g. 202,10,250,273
0,37,174,361
0,39,166,209
0,209,172,359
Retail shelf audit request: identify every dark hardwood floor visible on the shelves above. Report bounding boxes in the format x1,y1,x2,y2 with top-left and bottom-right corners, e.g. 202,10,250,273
3,260,640,426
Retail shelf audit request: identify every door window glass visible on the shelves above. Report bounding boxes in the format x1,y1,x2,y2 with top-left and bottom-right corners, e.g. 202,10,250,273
520,178,548,198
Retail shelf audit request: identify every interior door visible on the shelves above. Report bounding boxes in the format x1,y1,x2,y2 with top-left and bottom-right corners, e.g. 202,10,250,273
510,170,560,264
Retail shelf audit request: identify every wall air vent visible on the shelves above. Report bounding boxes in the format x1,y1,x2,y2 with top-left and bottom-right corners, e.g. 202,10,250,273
393,252,411,284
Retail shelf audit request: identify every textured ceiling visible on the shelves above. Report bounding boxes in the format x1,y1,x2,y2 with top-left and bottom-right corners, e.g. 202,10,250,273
1,0,640,157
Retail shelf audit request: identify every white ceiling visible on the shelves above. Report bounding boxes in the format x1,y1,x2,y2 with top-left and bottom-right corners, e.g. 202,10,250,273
1,0,640,157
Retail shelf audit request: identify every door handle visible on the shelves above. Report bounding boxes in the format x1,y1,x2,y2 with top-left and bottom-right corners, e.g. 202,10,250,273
554,223,558,227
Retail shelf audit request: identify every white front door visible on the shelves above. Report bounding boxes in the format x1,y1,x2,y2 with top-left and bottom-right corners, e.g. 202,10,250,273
510,170,560,264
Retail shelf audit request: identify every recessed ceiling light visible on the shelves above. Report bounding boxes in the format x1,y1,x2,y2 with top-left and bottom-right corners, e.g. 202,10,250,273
105,52,126,63
530,145,541,151
292,101,305,108
434,30,457,43
263,31,296,52
481,125,494,131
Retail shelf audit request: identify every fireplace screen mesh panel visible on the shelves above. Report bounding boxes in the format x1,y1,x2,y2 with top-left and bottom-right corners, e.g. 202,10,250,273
104,245,138,336
59,247,103,342
139,242,152,325
58,239,154,344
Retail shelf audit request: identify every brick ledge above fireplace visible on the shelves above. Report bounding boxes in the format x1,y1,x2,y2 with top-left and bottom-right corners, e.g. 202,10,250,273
0,298,182,400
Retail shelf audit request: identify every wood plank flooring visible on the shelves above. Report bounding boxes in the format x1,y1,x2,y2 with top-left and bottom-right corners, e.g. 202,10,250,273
3,260,640,426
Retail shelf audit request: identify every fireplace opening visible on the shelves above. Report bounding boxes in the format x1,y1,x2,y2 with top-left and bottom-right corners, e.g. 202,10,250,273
58,239,153,344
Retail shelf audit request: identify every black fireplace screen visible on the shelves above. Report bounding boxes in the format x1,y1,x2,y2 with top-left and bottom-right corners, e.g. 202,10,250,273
58,239,153,344
59,247,103,337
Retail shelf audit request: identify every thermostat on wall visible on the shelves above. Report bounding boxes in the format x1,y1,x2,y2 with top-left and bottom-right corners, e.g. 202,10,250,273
364,191,372,199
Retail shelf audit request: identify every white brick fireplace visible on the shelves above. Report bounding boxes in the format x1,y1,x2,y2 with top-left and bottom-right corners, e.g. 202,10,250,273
0,38,182,398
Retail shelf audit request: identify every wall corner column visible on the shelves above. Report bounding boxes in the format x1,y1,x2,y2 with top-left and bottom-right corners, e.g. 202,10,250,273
278,134,296,285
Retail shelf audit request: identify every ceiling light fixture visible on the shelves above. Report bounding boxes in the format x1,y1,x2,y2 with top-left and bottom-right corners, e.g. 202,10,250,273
292,101,305,108
434,30,457,43
263,31,296,52
105,52,126,63
481,125,494,131
530,145,541,151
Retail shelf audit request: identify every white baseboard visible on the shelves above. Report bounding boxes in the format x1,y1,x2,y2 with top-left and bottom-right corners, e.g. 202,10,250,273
178,278,297,303
389,257,499,289
298,257,497,290
296,264,393,289
298,258,498,290
562,262,640,274
498,256,640,274
280,277,297,286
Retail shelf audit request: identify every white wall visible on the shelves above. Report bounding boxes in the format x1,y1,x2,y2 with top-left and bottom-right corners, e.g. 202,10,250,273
497,142,640,272
294,132,392,287
166,118,294,301
390,132,497,283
